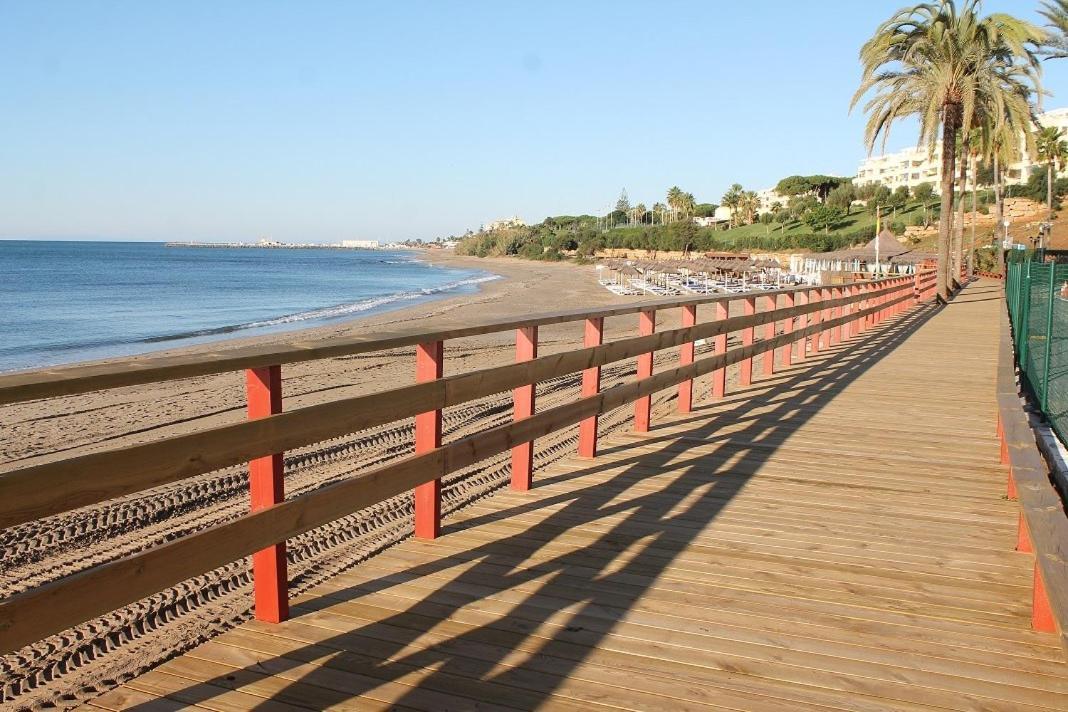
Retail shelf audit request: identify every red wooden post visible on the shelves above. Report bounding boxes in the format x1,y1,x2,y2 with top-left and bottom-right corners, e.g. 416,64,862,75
832,287,844,345
678,305,697,413
634,309,655,432
821,287,832,348
741,296,756,383
795,291,808,361
578,317,603,458
780,292,794,367
712,301,728,398
1017,511,1030,551
512,326,538,490
414,341,444,538
1033,564,1056,632
762,295,776,377
810,289,821,355
246,365,288,623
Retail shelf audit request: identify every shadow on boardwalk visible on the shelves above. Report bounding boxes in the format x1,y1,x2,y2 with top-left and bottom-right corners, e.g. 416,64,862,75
138,296,948,711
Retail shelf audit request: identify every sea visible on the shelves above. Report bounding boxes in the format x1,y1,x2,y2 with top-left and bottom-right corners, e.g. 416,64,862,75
0,241,499,373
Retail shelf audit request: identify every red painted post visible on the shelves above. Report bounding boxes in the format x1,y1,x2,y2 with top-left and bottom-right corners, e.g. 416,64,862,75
246,365,288,623
795,290,807,362
578,317,603,458
511,326,538,490
810,289,821,356
821,287,832,348
762,295,776,376
1008,468,1017,499
634,309,655,433
833,288,841,345
781,292,794,368
414,341,444,538
1033,565,1056,632
712,301,728,398
678,305,697,414
848,285,860,337
740,296,756,385
1017,511,1030,551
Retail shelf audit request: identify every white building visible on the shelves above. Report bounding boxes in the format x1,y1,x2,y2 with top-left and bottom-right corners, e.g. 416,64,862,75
855,107,1068,193
485,215,526,231
341,239,381,249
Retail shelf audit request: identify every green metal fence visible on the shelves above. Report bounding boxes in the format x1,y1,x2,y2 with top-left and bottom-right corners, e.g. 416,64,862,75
1006,252,1068,445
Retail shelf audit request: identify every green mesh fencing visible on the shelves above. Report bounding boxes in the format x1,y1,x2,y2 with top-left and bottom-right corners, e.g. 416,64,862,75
1006,254,1068,446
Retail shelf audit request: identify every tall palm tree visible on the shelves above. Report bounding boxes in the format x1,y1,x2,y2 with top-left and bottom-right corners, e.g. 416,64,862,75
852,0,1043,302
721,184,743,229
666,187,683,223
1040,0,1068,58
1036,125,1067,222
652,202,666,225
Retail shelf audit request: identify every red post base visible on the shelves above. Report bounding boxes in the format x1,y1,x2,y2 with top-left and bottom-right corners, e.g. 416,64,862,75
634,310,655,432
1033,564,1056,632
246,365,289,623
414,341,444,539
678,305,696,413
578,317,603,458
511,326,538,490
762,295,776,377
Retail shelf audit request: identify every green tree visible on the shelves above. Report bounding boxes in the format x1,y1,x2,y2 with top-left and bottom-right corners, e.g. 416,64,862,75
615,188,630,214
721,184,744,228
1041,0,1068,58
852,0,1043,301
826,183,856,214
1036,126,1067,221
803,205,847,234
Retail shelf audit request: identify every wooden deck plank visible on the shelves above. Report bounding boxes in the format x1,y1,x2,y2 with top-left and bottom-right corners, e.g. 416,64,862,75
104,282,1068,711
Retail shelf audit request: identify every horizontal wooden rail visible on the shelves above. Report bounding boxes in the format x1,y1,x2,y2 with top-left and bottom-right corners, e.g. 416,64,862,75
996,305,1068,651
0,282,923,653
0,280,908,529
0,278,908,406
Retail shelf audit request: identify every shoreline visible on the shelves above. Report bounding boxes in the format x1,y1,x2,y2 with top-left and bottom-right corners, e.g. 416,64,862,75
3,250,618,377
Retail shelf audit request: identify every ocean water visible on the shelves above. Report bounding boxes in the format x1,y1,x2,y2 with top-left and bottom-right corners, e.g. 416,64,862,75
0,241,498,372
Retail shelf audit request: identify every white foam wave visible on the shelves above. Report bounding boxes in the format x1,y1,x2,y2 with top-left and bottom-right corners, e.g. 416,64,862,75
240,274,502,329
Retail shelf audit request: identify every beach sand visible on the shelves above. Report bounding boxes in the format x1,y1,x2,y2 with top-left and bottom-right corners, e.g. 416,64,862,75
0,252,749,710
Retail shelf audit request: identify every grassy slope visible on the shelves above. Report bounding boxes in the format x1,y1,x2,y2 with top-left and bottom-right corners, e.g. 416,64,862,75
713,202,928,243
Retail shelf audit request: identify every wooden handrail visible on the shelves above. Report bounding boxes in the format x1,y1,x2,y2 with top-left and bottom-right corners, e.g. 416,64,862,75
0,275,929,654
0,280,907,529
0,277,906,406
996,304,1068,651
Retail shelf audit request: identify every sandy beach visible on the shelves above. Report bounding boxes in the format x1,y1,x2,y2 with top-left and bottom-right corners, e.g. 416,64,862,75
0,251,744,710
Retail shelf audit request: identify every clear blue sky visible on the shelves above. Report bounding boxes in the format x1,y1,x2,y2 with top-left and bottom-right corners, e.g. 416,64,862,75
3,0,1066,242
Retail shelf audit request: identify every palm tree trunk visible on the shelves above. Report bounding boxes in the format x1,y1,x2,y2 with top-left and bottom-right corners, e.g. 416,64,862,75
1049,162,1054,223
995,152,1005,273
937,108,958,302
953,148,967,288
969,153,977,276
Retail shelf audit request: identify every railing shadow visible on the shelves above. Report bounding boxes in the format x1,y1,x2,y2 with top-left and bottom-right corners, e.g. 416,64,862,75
133,298,943,710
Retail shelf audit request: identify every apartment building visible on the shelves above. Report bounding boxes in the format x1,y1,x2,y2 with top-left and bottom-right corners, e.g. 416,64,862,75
855,107,1068,192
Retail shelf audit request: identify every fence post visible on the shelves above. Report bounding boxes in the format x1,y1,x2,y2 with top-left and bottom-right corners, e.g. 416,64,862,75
821,287,832,348
810,289,821,355
512,326,538,490
762,295,776,376
246,365,288,623
578,317,603,458
414,341,444,538
1034,564,1056,632
781,292,794,368
634,309,656,432
1042,265,1056,412
740,296,756,384
795,290,807,361
678,305,697,414
832,287,843,345
712,301,728,397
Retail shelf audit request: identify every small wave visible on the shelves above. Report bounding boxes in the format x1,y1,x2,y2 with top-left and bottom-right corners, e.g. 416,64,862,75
141,274,502,344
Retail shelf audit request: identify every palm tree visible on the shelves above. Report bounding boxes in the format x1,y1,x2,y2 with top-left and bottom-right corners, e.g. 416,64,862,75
1036,125,1067,222
721,184,743,229
666,187,683,223
1041,0,1068,58
852,0,1043,302
652,202,667,225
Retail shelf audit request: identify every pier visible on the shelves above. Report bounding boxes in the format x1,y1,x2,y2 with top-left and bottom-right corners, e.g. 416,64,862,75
2,273,1067,710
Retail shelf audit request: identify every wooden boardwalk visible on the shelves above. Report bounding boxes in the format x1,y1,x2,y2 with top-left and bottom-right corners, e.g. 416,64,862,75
85,281,1068,711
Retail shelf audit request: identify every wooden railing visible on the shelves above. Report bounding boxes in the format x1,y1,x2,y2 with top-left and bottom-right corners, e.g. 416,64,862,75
0,271,935,654
996,304,1068,651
